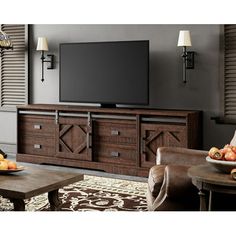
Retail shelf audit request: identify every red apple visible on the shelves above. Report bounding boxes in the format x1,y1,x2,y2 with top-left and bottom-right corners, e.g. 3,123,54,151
224,151,236,161
221,144,232,154
231,146,236,154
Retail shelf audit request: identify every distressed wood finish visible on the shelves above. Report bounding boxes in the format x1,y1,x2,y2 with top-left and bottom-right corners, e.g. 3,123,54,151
17,104,202,177
94,143,137,165
55,117,92,161
93,120,137,145
0,166,84,211
141,123,187,168
19,136,56,156
93,119,137,166
18,114,56,157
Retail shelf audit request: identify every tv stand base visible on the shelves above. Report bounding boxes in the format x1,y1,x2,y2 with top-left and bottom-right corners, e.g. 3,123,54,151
16,104,202,177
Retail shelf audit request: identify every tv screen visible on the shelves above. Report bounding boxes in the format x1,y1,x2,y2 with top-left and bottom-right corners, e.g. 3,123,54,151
59,40,149,107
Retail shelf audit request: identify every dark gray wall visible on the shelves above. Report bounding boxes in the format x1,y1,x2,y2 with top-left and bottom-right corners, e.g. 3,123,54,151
30,24,236,150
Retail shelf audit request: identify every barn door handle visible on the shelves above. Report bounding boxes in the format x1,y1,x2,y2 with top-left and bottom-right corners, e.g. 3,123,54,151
141,139,146,153
87,112,92,149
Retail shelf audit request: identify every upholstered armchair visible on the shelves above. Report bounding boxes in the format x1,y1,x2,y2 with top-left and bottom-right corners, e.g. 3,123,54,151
146,147,207,211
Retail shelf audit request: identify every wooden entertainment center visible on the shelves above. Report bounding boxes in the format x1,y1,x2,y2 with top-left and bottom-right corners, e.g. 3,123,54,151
16,104,202,177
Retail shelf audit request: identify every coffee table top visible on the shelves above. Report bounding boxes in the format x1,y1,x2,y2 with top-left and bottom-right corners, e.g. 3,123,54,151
188,164,236,187
0,165,84,199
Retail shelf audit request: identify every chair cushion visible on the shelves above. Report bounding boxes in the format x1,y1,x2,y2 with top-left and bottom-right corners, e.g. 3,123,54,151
148,165,165,198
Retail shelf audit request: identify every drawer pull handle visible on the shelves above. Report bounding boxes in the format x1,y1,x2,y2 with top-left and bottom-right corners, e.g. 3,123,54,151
34,124,41,130
34,144,41,149
141,139,146,153
111,130,119,136
111,151,119,157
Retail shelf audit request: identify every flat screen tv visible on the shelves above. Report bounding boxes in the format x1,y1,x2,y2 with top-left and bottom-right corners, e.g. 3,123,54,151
59,40,149,107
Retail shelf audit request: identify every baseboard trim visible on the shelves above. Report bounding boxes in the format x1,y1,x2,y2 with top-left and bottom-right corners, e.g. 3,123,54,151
0,142,16,156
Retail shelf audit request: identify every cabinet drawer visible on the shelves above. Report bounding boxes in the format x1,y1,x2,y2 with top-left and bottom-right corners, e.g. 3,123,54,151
18,135,55,156
94,144,136,165
94,121,137,145
18,115,55,136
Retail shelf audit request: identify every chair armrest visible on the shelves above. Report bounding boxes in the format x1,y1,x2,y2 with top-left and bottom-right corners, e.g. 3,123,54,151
163,164,195,199
156,147,208,166
150,164,199,210
148,165,165,197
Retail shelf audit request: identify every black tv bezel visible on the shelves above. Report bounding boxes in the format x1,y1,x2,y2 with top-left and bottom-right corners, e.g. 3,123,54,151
59,40,150,107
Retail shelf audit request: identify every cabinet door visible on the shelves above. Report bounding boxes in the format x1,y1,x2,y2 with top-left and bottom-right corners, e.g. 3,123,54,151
141,123,187,168
55,117,92,161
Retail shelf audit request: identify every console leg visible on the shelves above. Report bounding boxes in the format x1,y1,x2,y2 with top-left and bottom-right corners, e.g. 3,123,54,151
48,189,62,211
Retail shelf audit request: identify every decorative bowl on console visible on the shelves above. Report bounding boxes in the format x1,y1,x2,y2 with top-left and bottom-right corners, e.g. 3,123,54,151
206,156,236,173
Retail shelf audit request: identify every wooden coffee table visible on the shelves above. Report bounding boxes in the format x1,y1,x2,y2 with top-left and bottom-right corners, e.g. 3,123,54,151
0,165,84,211
188,164,236,211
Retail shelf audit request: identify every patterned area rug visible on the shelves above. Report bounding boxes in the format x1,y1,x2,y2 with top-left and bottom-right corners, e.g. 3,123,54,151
0,175,148,211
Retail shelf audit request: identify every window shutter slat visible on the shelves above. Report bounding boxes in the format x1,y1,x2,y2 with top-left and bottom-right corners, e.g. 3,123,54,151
0,24,28,108
224,25,236,117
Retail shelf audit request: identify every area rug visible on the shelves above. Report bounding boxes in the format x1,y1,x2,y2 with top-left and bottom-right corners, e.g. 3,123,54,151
0,175,148,211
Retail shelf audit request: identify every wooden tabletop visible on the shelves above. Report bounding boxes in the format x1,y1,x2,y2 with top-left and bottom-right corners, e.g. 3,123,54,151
188,164,236,187
0,165,84,199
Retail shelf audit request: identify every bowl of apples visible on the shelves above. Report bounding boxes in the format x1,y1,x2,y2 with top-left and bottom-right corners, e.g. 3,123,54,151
206,144,236,173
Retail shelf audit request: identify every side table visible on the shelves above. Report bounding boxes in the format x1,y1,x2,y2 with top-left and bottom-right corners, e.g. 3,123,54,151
188,164,236,211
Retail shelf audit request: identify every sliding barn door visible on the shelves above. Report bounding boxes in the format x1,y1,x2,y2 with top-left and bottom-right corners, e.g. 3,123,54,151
55,116,92,161
141,123,187,168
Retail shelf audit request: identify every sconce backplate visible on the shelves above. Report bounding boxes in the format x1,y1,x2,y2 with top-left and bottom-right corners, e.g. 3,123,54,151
46,54,54,69
186,51,194,69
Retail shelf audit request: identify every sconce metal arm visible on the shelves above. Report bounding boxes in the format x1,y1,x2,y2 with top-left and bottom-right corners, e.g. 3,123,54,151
40,51,54,82
181,46,195,83
182,46,187,83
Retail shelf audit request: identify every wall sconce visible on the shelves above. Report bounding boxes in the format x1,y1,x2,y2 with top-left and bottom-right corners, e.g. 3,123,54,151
177,30,194,83
36,37,54,82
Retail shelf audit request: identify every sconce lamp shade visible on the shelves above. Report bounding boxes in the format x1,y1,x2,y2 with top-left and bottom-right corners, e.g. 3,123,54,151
36,37,49,51
177,30,192,47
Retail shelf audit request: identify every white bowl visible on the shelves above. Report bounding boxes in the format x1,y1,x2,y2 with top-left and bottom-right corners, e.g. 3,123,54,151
206,156,236,173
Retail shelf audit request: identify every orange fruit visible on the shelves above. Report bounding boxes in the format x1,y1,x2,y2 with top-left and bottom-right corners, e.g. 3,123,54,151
7,161,17,170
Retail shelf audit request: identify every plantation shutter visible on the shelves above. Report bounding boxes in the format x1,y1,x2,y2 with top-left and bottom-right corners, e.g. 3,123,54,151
224,25,236,118
0,24,28,109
